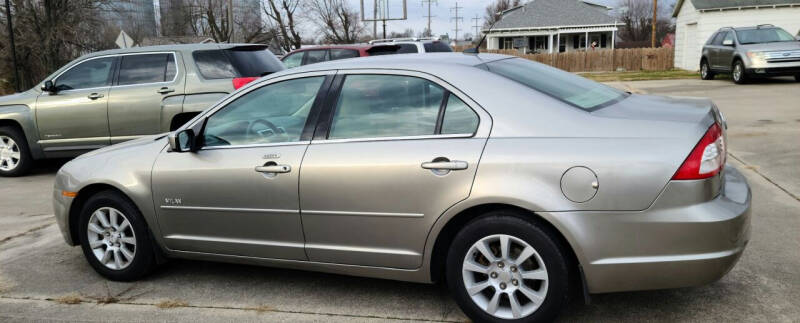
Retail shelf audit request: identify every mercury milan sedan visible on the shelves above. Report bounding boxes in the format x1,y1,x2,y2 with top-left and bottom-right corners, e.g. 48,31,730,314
53,53,751,322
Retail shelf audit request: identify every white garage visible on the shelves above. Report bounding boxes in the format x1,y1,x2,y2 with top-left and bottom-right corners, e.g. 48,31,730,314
673,0,800,70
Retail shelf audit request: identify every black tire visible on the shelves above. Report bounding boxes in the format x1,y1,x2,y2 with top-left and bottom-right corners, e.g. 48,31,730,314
700,59,715,80
78,191,157,281
732,60,748,84
0,126,33,177
446,211,570,323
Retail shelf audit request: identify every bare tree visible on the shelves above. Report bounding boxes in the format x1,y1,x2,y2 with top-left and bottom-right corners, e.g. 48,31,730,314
263,0,302,52
389,28,414,39
305,0,364,44
616,0,674,47
484,0,520,27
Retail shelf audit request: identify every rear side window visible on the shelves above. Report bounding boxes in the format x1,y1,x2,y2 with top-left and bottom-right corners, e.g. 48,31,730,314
282,52,304,68
395,44,419,54
441,95,478,134
305,50,329,64
330,49,359,60
193,47,284,79
329,75,444,139
117,53,176,85
486,58,626,111
423,41,453,53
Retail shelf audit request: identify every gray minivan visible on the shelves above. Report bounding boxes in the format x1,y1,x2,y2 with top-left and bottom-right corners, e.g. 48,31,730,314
0,43,284,176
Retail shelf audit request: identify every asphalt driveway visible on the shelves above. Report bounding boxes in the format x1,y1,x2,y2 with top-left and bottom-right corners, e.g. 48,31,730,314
1,77,798,322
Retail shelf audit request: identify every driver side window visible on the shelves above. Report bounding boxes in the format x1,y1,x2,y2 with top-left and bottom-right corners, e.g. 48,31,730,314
203,76,325,147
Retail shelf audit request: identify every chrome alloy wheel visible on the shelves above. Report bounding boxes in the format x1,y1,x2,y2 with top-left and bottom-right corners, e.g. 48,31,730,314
462,234,549,320
701,63,708,79
733,64,743,82
0,135,21,171
87,207,137,270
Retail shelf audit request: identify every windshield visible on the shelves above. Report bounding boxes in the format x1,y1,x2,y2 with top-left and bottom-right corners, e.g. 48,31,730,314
424,41,453,52
736,28,796,44
484,58,627,111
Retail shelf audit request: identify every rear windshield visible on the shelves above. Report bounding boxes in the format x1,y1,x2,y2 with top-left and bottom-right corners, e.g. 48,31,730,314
424,41,453,53
736,28,795,44
193,47,285,79
485,58,626,111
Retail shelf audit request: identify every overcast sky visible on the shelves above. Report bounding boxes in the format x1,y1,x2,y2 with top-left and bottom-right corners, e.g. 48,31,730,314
347,0,674,39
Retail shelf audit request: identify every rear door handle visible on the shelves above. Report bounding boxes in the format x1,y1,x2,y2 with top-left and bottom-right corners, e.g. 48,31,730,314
421,160,468,170
255,164,291,174
157,87,175,94
87,93,104,100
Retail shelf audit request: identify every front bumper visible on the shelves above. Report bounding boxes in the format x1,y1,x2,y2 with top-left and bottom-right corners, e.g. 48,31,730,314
53,167,78,246
551,165,751,293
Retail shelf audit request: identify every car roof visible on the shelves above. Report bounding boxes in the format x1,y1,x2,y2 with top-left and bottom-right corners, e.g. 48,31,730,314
291,45,372,52
82,43,266,58
273,52,511,75
721,25,782,31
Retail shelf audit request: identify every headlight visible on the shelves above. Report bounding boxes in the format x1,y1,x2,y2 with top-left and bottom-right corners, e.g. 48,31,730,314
746,52,766,65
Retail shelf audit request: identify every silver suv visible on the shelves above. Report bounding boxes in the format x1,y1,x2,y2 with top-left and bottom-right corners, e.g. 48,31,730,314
0,43,284,176
700,25,800,84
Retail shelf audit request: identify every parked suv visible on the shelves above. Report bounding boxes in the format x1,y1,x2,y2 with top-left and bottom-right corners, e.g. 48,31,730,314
700,25,800,84
281,44,400,68
0,43,284,176
368,37,454,54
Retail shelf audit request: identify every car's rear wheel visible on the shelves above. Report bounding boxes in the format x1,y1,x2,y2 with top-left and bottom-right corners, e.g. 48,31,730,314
0,126,33,177
732,60,747,84
446,211,570,322
78,191,157,281
700,59,714,80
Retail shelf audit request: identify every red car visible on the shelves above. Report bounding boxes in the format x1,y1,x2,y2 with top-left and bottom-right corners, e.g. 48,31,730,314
281,44,398,68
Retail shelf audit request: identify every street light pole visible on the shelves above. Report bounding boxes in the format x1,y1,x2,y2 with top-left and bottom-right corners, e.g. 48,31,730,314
4,0,20,92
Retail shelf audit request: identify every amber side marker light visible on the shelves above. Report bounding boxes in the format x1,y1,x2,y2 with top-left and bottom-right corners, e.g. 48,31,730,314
62,191,78,198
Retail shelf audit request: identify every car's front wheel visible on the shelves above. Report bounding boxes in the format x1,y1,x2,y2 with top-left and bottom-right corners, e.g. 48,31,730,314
700,59,715,80
78,191,157,281
446,211,570,322
0,126,33,177
732,60,748,84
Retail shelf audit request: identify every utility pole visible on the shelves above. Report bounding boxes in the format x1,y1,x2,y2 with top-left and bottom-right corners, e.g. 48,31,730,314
4,0,19,92
421,0,437,37
228,0,234,42
450,2,463,42
373,0,378,38
471,14,480,43
651,0,657,48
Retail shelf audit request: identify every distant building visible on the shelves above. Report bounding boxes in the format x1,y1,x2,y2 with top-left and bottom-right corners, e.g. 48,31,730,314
484,0,622,53
103,0,158,39
672,0,800,70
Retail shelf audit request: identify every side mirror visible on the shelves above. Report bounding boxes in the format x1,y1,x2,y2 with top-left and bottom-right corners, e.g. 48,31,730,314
722,39,734,46
41,80,55,93
168,129,196,152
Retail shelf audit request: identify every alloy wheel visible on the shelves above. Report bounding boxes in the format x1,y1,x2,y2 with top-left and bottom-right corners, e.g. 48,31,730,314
0,136,21,172
87,207,137,270
462,234,549,320
733,64,743,82
701,63,708,78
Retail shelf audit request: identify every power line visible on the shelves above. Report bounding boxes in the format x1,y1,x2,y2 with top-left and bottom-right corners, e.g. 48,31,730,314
450,1,463,42
471,14,481,42
421,0,437,37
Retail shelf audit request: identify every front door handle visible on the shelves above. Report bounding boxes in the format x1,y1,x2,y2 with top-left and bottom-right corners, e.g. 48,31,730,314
157,87,175,94
255,164,291,174
421,160,468,171
87,93,104,100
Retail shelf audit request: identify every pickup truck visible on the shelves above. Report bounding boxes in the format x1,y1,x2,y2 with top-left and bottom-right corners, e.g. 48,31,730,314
0,43,284,176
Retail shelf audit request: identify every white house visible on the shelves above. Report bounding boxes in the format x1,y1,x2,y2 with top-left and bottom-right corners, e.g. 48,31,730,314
484,0,622,54
673,0,800,70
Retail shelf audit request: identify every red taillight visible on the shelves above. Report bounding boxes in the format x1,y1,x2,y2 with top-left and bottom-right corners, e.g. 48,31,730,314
232,77,259,90
672,123,726,180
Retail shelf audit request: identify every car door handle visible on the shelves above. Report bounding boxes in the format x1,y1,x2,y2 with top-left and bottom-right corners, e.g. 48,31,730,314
255,164,291,174
421,160,468,170
157,87,175,94
87,93,104,100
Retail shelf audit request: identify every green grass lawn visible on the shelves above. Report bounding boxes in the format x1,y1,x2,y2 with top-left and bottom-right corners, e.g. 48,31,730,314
580,70,701,82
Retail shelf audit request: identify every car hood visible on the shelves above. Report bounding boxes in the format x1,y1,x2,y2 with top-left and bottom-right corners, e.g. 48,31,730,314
0,90,37,106
75,134,168,161
740,41,800,52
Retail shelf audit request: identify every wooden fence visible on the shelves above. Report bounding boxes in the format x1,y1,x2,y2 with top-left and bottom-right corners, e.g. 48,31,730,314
452,47,674,72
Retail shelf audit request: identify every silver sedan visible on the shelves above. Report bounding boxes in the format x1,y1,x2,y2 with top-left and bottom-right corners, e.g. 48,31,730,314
53,53,750,322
